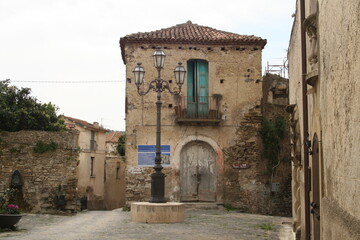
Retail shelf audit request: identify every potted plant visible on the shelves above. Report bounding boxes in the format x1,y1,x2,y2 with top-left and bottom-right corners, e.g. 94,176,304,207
0,189,24,229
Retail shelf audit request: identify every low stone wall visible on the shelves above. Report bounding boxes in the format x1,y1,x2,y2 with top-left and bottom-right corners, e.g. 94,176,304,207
0,130,80,213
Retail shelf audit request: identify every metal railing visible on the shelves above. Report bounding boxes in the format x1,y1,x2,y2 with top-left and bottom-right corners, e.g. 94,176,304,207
175,95,222,122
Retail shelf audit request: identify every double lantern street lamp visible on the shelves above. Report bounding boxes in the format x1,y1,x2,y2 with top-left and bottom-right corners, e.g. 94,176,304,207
133,47,186,203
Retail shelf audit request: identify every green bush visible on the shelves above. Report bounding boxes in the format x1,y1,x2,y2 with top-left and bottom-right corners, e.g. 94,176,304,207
33,140,58,153
117,135,126,156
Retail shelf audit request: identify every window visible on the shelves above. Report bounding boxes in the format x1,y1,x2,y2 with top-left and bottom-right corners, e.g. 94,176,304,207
90,157,95,177
90,131,96,151
187,59,209,117
116,162,121,179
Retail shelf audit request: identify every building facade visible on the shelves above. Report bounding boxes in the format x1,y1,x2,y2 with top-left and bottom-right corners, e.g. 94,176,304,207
288,0,360,239
63,116,108,210
119,21,291,212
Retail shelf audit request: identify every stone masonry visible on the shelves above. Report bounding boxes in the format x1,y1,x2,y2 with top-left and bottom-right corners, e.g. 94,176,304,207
0,130,80,213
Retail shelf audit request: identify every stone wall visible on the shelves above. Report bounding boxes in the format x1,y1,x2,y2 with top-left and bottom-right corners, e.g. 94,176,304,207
223,98,291,216
0,130,79,213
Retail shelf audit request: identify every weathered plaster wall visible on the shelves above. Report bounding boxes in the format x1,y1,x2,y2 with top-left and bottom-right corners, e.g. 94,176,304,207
288,0,360,239
0,130,79,213
318,0,360,239
104,156,126,209
124,43,264,207
75,127,107,210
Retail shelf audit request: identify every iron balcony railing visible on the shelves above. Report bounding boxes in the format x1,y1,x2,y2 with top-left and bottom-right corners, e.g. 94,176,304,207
175,95,222,123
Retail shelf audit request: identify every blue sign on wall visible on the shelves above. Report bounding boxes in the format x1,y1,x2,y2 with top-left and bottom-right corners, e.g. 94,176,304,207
138,145,170,166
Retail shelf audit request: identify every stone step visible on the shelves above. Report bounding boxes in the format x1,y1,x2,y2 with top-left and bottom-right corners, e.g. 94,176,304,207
183,202,223,210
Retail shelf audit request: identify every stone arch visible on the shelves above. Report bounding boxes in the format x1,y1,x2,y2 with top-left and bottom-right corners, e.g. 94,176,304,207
173,135,224,202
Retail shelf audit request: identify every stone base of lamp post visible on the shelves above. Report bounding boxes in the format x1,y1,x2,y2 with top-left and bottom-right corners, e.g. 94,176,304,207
131,202,184,223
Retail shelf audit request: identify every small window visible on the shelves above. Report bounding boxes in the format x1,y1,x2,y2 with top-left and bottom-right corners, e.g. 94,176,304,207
90,157,95,177
116,162,121,179
90,131,96,151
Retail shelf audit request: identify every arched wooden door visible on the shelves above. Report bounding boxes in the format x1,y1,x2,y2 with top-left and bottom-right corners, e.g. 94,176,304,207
180,141,216,202
311,134,321,240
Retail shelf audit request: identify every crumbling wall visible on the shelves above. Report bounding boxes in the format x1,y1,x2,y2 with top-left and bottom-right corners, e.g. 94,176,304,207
223,74,291,216
0,130,80,213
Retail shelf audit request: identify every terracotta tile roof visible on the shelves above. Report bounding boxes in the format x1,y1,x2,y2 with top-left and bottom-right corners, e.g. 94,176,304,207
120,21,267,63
62,116,108,132
106,131,124,143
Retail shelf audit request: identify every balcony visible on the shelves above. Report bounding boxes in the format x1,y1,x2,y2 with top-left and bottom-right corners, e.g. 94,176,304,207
175,95,222,125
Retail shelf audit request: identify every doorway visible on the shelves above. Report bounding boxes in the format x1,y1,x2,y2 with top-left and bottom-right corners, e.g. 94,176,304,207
311,134,321,240
180,141,216,202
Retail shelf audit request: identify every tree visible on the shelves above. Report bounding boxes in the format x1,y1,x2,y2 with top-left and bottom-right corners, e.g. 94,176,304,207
0,80,66,132
117,135,125,156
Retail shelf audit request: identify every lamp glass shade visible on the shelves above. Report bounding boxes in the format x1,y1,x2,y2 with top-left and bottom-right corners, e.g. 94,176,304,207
153,49,166,68
133,64,145,85
174,63,186,85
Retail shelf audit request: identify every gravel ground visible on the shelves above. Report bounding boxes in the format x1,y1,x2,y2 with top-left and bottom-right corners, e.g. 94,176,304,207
0,209,294,240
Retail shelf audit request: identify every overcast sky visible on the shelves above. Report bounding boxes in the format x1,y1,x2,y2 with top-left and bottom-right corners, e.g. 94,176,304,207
0,0,295,131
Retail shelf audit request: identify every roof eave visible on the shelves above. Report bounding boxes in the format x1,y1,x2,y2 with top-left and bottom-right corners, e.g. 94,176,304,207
120,37,267,64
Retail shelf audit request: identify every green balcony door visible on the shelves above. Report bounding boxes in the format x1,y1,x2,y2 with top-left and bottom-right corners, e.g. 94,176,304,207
187,60,209,118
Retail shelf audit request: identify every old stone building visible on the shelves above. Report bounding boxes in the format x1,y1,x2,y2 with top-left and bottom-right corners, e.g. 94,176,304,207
288,0,360,239
63,116,108,210
120,21,290,213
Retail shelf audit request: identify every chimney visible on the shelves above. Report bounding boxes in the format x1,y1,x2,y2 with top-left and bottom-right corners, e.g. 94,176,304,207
93,122,99,127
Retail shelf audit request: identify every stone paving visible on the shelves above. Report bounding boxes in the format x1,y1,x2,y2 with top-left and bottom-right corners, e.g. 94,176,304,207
0,209,294,240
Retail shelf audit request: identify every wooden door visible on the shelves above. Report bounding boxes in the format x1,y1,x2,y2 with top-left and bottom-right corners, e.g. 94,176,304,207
311,134,321,240
180,141,216,202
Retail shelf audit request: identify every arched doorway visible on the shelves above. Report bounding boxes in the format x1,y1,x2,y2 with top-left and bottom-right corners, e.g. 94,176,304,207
180,141,216,202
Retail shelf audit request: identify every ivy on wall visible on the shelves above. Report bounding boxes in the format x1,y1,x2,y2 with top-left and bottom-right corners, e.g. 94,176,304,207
260,116,286,171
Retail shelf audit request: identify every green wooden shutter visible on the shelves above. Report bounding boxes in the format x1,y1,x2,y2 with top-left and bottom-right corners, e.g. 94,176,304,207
186,60,209,118
197,60,209,117
187,61,196,117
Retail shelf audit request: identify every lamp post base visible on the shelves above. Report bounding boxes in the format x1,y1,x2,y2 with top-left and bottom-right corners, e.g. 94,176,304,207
149,171,166,203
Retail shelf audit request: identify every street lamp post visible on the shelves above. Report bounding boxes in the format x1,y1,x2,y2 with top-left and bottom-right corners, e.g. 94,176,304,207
133,47,186,203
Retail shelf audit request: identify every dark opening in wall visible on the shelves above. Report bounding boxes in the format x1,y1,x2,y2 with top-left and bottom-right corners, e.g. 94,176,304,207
168,104,173,108
207,47,213,51
220,79,225,84
169,80,173,83
141,46,145,49
178,46,182,49
221,47,226,51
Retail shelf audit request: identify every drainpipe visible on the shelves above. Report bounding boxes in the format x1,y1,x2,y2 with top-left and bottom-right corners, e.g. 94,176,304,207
300,0,311,239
